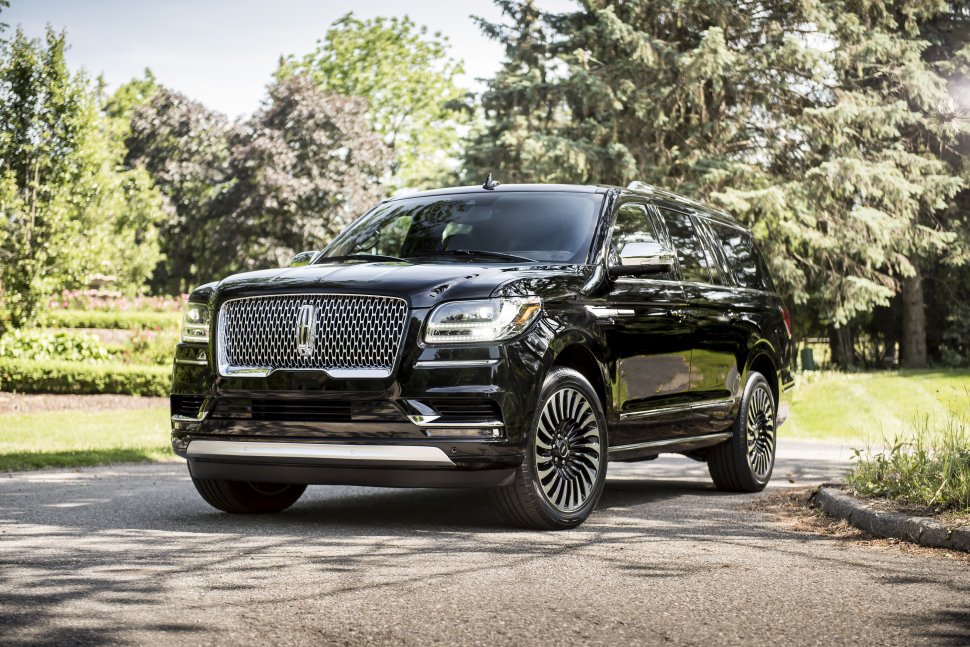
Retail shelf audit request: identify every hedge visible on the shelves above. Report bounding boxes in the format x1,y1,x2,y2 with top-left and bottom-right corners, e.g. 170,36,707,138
41,309,180,331
0,358,170,396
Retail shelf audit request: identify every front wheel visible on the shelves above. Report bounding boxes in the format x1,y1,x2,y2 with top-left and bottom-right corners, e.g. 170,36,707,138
192,478,307,513
707,371,777,492
490,367,608,530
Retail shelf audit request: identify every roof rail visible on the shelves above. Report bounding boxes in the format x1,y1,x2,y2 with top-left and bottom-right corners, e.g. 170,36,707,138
626,181,656,193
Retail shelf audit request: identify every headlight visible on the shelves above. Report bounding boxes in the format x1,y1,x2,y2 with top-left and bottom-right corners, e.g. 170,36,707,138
425,297,542,344
182,302,210,343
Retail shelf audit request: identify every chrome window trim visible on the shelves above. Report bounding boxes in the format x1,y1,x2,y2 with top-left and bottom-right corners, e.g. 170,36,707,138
186,440,455,465
216,293,409,379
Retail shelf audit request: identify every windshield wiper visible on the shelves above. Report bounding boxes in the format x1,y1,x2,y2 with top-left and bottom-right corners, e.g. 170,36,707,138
315,254,411,264
409,249,535,262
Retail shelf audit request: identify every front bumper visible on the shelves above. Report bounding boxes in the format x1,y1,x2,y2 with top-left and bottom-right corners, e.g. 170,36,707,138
171,315,554,487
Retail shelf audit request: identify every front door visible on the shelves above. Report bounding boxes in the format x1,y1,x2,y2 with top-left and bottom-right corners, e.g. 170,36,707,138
595,201,692,446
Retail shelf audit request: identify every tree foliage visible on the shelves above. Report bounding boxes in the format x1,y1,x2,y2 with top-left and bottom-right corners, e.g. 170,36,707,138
0,28,164,328
278,12,467,189
124,75,391,291
467,0,969,364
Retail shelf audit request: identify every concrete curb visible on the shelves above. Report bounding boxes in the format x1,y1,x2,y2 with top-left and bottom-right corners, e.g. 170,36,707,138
815,487,970,553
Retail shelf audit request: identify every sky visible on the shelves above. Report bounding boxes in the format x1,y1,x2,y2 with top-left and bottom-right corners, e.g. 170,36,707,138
3,0,575,119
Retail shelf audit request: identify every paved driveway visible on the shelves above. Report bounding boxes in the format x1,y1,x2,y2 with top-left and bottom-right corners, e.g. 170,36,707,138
1,441,967,646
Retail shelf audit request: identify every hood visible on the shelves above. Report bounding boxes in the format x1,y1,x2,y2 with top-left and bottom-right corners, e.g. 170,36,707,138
201,261,590,309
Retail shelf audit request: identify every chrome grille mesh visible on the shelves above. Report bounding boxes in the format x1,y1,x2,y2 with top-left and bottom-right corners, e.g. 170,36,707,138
218,294,409,377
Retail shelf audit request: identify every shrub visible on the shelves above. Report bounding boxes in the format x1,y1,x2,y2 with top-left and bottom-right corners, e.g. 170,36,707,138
848,415,970,513
0,329,112,364
0,358,170,396
110,328,179,366
41,309,180,331
49,289,187,313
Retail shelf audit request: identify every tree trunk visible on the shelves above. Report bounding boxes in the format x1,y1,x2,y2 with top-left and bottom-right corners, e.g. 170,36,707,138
829,326,854,369
900,268,928,368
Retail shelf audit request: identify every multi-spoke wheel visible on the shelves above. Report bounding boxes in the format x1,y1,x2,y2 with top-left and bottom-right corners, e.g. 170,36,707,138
534,387,602,512
707,371,777,492
490,367,608,529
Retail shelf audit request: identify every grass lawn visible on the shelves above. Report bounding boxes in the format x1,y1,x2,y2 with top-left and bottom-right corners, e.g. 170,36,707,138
0,369,967,471
785,369,970,444
0,407,172,471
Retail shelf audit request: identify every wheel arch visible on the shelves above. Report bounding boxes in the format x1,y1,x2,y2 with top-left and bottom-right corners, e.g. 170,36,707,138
542,334,611,420
745,349,779,406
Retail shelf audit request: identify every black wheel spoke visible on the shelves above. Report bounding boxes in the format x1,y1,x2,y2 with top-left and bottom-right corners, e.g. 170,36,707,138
745,384,776,480
533,386,602,513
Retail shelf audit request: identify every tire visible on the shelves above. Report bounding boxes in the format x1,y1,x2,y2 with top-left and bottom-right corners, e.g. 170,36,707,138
192,478,307,513
490,367,608,530
707,371,777,492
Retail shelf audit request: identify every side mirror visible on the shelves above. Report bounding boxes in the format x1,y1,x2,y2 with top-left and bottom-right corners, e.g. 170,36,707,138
609,241,675,277
288,250,319,267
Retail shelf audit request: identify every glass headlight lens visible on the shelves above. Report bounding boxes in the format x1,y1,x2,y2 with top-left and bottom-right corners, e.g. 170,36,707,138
181,303,210,343
425,297,542,344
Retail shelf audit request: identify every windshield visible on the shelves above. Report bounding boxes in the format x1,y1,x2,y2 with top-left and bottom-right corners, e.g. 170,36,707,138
321,192,604,264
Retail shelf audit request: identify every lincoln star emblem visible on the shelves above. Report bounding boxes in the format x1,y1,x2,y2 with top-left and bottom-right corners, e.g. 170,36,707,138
295,304,317,357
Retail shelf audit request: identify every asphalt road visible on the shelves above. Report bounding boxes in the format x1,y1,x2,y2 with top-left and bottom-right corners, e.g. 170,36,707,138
1,441,967,646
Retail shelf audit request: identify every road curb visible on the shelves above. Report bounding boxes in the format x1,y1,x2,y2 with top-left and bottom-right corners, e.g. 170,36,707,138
815,487,970,553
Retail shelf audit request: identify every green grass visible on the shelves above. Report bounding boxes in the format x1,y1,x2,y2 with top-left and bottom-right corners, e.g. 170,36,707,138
786,369,970,444
848,415,970,512
0,407,172,471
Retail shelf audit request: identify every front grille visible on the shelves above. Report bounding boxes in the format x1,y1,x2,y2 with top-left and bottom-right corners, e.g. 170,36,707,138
212,398,352,422
172,395,205,419
218,294,409,377
428,399,502,423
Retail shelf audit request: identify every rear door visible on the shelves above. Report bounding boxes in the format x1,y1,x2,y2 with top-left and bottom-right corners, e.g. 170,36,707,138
595,200,692,446
656,206,741,432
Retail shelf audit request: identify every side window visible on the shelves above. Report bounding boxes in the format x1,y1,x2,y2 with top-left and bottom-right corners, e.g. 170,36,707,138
608,203,661,266
708,221,771,290
658,207,713,284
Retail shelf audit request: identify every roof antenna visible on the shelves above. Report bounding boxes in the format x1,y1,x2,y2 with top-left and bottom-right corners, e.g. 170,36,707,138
482,173,500,190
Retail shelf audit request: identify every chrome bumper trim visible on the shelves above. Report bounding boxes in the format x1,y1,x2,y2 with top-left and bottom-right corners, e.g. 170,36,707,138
413,360,499,368
175,358,208,366
406,415,504,428
186,440,456,465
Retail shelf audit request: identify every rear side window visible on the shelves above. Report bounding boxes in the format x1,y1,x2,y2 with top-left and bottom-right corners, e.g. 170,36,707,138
658,208,713,284
708,221,773,291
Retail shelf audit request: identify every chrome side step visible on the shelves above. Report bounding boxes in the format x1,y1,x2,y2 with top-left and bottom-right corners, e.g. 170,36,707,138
186,441,456,466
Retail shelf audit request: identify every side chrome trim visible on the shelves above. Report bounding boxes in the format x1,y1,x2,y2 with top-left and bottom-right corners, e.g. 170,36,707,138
586,306,635,318
186,441,456,465
609,432,732,456
413,359,499,368
618,398,735,420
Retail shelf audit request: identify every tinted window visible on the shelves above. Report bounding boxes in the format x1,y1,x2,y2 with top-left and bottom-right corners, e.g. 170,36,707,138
659,208,713,283
708,221,772,290
323,192,603,263
608,203,660,265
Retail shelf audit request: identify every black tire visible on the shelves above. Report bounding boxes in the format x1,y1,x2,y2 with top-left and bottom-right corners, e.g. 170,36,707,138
192,478,307,513
707,371,777,492
490,367,608,530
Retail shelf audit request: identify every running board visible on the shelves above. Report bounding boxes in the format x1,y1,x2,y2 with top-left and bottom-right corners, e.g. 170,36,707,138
608,432,732,460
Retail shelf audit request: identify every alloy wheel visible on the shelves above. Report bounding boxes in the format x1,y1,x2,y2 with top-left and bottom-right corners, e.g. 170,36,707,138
534,387,602,512
745,385,776,479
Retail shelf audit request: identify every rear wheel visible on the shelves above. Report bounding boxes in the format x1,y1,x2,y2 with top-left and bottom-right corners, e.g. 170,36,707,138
192,478,307,513
707,371,776,492
491,367,608,530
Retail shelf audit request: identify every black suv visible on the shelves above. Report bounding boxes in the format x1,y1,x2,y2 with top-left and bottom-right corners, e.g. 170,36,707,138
171,181,794,529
